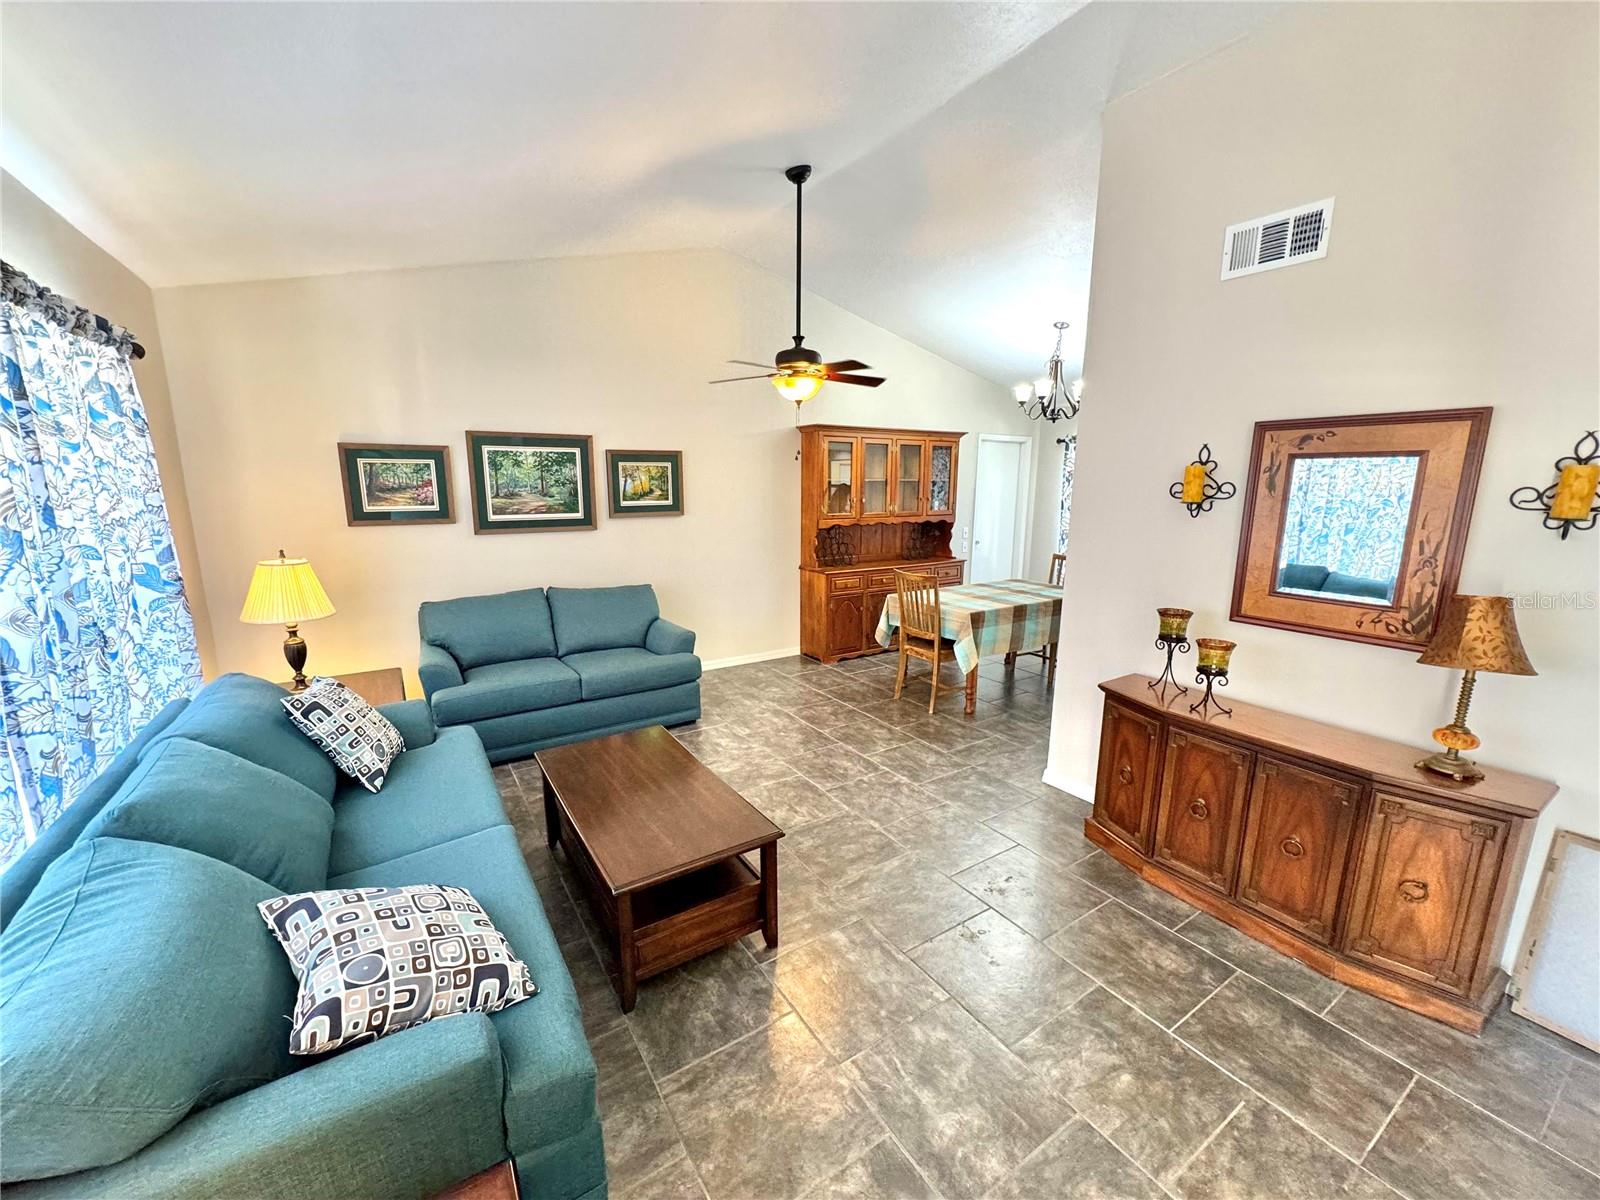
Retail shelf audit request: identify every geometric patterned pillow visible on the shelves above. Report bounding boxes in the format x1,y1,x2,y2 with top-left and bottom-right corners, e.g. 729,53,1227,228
280,677,405,793
257,884,537,1056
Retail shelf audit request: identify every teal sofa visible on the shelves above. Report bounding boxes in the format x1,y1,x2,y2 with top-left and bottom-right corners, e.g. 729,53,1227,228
419,584,701,763
0,673,604,1200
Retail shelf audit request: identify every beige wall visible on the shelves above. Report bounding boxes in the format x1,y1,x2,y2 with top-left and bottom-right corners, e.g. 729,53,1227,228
0,171,216,671
1051,1,1598,972
154,248,1034,692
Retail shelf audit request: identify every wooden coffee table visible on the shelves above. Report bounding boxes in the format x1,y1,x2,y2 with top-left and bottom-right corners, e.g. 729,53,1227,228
535,725,782,1012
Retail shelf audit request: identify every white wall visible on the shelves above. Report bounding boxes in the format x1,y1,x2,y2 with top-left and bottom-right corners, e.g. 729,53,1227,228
154,248,1033,690
1,171,217,671
1050,1,1598,973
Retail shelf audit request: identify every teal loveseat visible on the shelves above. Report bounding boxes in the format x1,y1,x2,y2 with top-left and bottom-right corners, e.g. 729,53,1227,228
418,584,701,762
0,673,604,1200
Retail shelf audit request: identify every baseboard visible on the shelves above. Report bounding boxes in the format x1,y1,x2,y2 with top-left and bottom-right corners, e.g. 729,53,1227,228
702,647,802,671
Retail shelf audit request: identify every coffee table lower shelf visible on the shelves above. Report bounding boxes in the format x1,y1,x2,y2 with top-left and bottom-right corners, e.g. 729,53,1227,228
546,794,778,1011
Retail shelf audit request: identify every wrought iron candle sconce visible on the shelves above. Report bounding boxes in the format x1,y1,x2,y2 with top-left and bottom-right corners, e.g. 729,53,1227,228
1170,444,1236,517
1149,608,1192,699
1509,431,1599,540
1189,638,1236,717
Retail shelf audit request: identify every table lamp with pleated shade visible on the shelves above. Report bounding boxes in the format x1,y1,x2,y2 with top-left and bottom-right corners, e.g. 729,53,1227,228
1415,594,1535,781
240,551,336,690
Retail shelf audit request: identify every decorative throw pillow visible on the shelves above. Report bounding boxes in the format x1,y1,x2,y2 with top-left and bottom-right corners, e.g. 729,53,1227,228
280,677,405,792
258,884,536,1056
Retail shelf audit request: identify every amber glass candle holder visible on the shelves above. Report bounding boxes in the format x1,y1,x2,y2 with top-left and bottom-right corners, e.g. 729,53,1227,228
1190,638,1236,716
1149,608,1194,699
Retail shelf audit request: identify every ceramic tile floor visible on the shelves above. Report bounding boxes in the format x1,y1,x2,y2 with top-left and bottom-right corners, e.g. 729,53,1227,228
492,654,1600,1200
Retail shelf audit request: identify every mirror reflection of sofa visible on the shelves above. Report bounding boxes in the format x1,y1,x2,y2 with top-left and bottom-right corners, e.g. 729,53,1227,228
1276,562,1394,602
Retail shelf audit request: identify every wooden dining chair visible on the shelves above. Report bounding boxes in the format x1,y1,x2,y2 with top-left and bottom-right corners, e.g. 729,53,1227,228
892,570,955,713
1005,552,1067,683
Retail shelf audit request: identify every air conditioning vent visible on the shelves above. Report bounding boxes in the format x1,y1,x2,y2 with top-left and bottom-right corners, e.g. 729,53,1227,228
1221,198,1333,280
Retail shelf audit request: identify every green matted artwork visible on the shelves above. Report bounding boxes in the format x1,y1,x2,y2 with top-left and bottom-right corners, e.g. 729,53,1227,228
465,431,596,534
338,443,454,526
606,449,684,518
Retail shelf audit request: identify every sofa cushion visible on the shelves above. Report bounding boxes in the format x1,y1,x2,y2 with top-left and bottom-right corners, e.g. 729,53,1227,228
327,727,509,876
468,681,701,759
434,658,583,726
420,588,556,670
143,674,336,800
1278,562,1331,591
329,826,599,1155
0,696,190,934
260,884,535,1057
84,739,333,893
0,838,295,1182
547,585,660,655
562,647,702,702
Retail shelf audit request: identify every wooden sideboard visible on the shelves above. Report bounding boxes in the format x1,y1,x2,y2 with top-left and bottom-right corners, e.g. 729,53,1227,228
1088,674,1558,1034
797,424,966,662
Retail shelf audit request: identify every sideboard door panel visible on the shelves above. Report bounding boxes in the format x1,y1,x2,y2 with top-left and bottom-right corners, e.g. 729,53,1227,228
1236,756,1359,944
826,593,865,657
1094,702,1162,854
1154,730,1253,893
1342,793,1508,995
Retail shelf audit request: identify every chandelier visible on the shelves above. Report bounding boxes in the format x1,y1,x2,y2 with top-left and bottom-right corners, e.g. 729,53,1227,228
1014,321,1080,423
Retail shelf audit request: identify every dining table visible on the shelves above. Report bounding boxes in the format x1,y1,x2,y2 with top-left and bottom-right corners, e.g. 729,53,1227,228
874,577,1063,714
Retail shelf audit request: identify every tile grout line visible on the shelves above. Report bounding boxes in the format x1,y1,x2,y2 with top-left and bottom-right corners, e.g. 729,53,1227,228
1168,1098,1248,1188
1360,1072,1417,1161
1534,1057,1576,1142
1171,969,1241,1030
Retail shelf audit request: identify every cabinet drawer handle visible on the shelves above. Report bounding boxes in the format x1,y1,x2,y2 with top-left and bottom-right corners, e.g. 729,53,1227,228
1118,765,1134,785
1398,879,1429,904
1280,836,1305,859
1188,798,1209,821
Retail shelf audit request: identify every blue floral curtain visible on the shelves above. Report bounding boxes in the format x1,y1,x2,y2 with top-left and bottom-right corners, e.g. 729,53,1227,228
1056,434,1077,554
1278,454,1420,580
0,261,201,872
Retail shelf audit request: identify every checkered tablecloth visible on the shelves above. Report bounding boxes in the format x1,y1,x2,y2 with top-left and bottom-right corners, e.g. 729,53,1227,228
875,578,1062,675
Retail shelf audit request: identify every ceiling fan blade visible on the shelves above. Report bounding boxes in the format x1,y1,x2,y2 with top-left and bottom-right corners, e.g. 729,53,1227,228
727,359,776,369
829,373,886,387
822,359,870,373
708,373,776,384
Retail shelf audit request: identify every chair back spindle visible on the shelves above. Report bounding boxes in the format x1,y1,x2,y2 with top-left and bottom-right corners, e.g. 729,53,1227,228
894,571,941,644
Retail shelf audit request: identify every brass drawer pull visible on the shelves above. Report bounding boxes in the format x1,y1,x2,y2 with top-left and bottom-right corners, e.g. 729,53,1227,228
1118,764,1134,785
1281,836,1305,859
1188,798,1209,821
1398,879,1429,903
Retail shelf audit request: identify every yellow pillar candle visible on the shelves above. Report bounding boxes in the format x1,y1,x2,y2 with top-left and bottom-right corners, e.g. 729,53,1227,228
1182,463,1206,504
1550,463,1600,521
1196,638,1236,671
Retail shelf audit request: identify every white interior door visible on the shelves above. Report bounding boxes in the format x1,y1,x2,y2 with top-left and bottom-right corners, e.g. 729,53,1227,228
971,435,1031,582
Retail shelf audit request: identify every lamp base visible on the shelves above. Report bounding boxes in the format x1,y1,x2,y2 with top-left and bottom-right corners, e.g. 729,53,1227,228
283,624,310,691
1416,749,1485,782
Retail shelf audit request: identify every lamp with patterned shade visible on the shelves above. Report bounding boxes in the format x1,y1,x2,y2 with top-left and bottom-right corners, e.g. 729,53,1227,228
1415,595,1535,781
240,551,336,690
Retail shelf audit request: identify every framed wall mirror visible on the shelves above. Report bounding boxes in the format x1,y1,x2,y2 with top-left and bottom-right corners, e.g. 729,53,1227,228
1231,408,1492,649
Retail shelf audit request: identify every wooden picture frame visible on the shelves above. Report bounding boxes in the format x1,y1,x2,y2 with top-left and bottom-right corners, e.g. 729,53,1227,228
1511,829,1600,1052
465,431,596,534
605,449,684,518
337,442,455,526
1230,408,1491,650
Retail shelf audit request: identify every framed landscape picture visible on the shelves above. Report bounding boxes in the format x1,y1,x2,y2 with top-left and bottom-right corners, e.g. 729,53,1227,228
338,443,454,525
465,431,596,534
606,449,684,517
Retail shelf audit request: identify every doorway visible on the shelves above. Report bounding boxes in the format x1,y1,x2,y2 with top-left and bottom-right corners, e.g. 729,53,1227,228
971,434,1033,582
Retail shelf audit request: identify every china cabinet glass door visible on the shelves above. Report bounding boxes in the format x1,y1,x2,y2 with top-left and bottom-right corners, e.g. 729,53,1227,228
824,438,857,518
926,440,956,515
894,440,924,515
861,438,892,516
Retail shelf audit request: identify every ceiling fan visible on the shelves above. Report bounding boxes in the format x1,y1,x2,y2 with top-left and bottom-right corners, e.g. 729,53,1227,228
710,164,885,406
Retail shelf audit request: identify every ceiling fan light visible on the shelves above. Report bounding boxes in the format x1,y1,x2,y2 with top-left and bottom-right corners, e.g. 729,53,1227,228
773,370,824,405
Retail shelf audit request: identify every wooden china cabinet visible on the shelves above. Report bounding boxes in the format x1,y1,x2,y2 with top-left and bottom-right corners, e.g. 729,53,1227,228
798,424,964,662
1088,675,1558,1034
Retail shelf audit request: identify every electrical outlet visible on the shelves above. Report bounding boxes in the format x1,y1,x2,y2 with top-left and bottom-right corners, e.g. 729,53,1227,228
960,526,970,555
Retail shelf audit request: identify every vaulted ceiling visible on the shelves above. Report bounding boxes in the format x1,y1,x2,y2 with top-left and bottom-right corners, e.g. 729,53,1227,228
1,1,1276,386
